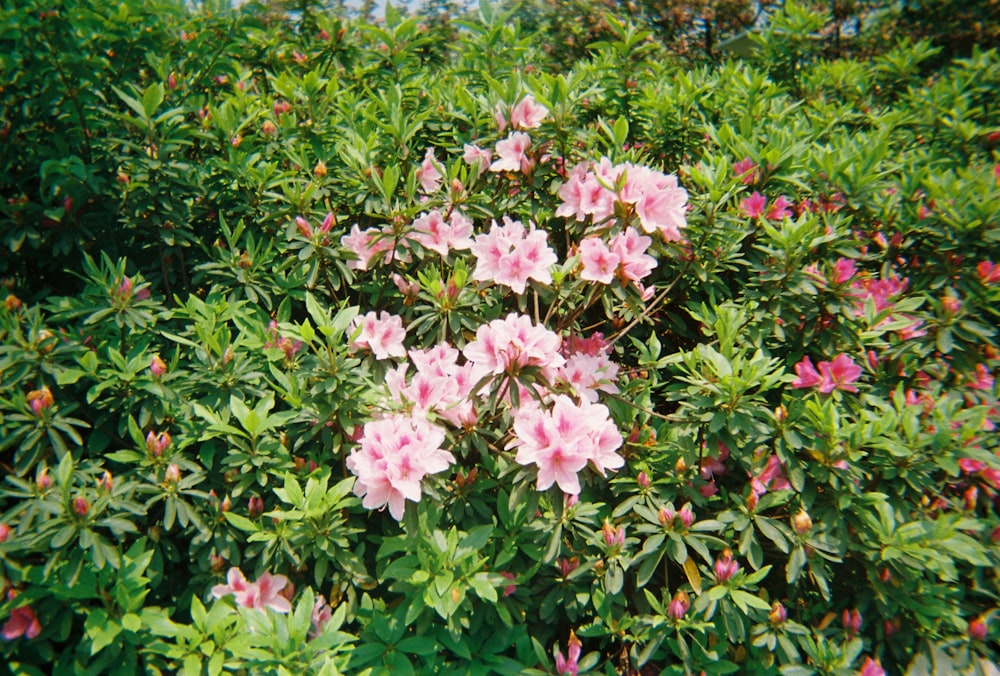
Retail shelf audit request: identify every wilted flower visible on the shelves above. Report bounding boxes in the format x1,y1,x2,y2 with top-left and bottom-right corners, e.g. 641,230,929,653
97,470,113,492
310,595,333,638
248,496,264,518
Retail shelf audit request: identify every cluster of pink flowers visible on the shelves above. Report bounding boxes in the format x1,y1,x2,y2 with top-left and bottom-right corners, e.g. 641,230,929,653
555,332,619,403
409,209,474,257
733,157,760,185
470,217,557,294
495,94,549,132
2,591,40,641
792,354,863,393
385,344,479,428
349,311,407,360
739,191,793,220
211,567,292,613
340,223,408,271
849,272,925,340
463,313,564,380
556,158,688,241
509,394,624,495
346,414,455,520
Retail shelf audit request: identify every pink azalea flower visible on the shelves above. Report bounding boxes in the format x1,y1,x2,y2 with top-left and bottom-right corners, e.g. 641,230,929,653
490,132,533,174
462,144,492,176
577,238,620,284
792,356,822,389
555,633,582,676
831,257,857,285
346,414,454,520
350,311,407,360
509,94,548,129
416,148,443,194
609,228,655,284
714,550,739,583
979,260,1000,284
620,163,688,239
765,195,793,221
818,354,862,393
857,657,885,676
740,191,767,218
470,217,557,294
733,157,758,184
2,591,41,640
212,567,292,613
510,395,624,495
463,313,564,379
341,224,400,271
967,363,995,390
750,454,791,498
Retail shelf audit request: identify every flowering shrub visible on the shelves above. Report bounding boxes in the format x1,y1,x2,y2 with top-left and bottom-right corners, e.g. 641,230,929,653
1,0,999,674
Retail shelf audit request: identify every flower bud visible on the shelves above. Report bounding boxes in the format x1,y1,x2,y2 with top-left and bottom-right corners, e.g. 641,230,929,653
637,471,651,489
678,504,695,529
842,608,862,636
221,494,232,513
313,160,328,178
4,294,22,311
714,548,739,583
210,553,226,572
565,493,578,508
73,496,90,516
658,506,674,526
0,523,10,543
97,470,113,492
500,571,516,597
27,386,54,415
248,496,264,518
36,467,51,492
668,591,690,620
792,509,813,534
164,464,181,484
261,120,277,135
273,100,291,116
150,355,167,377
968,616,988,641
769,601,787,625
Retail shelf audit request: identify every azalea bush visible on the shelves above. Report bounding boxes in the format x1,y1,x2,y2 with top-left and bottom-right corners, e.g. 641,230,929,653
1,0,999,674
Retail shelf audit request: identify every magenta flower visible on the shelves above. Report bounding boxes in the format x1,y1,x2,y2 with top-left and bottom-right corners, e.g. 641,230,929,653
346,414,454,520
509,94,548,130
968,615,988,640
818,354,862,393
792,356,822,389
831,257,857,285
554,633,581,676
668,592,690,620
490,132,533,174
350,311,407,360
577,237,620,284
977,260,1000,284
751,454,791,498
739,191,767,218
733,157,758,184
857,657,885,676
765,195,793,220
416,148,443,193
1,592,41,641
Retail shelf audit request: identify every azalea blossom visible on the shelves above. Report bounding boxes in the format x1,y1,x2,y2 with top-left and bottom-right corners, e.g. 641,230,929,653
349,311,407,360
490,132,533,174
577,237,620,284
509,395,624,495
733,157,758,184
346,414,455,520
509,94,549,130
211,567,292,613
791,356,822,389
739,191,767,218
416,148,443,193
463,313,564,380
818,354,862,393
2,591,41,640
410,209,474,257
462,144,492,175
470,217,557,294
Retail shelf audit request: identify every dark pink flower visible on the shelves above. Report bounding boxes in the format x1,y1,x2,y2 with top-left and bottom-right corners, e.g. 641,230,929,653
733,157,758,184
714,549,739,583
843,608,862,636
857,657,885,676
818,354,862,393
831,258,857,285
554,632,581,676
968,616,988,640
2,592,41,640
668,591,690,620
739,191,767,218
766,195,793,220
976,261,1000,284
792,356,822,389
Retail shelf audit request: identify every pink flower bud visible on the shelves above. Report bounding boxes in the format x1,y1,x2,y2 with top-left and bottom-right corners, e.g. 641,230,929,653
0,523,10,543
248,496,264,518
968,616,988,641
714,549,739,583
658,506,674,526
566,494,579,508
73,496,89,516
295,216,313,238
150,355,167,377
27,386,54,415
668,591,690,620
842,608,862,636
769,601,787,625
261,120,277,135
36,468,51,492
146,430,171,457
167,72,178,90
678,504,695,529
221,495,231,513
637,471,651,489
164,464,181,484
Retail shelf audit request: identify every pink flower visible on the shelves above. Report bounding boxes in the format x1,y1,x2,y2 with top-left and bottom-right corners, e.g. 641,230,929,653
509,395,624,495
979,260,1000,284
463,313,564,379
410,209,474,257
2,591,41,640
740,191,767,218
490,132,533,174
340,224,401,271
509,94,548,129
609,228,655,284
346,414,455,520
0,523,9,543
765,195,793,221
470,217,557,294
577,238,620,284
621,164,688,240
350,312,407,360
792,356,822,389
554,632,582,676
668,592,689,620
818,354,862,393
831,258,857,285
462,144,492,176
968,616,988,640
733,157,758,184
714,549,739,583
310,595,332,639
751,454,790,498
499,572,517,597
857,657,885,676
150,355,167,377
416,148,443,193
212,567,292,613
843,608,862,635
967,363,995,391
